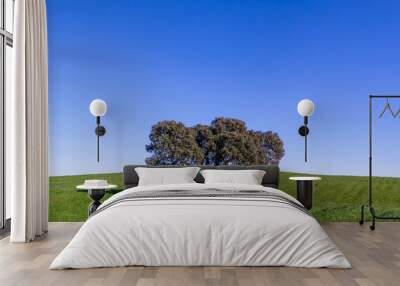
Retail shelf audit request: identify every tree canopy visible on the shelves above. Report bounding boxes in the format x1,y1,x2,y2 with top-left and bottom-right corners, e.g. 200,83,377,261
145,121,203,165
145,117,285,166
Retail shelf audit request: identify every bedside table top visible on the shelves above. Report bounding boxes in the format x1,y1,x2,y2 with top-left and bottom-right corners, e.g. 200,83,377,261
76,184,118,190
289,176,321,181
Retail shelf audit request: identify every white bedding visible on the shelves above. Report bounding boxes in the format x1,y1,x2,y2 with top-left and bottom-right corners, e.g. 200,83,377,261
50,183,351,269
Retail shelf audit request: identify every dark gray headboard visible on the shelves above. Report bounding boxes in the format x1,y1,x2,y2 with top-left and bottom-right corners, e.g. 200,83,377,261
123,165,280,189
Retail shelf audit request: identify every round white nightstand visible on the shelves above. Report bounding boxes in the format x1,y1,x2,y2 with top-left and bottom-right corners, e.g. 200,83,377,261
76,183,117,216
289,177,321,210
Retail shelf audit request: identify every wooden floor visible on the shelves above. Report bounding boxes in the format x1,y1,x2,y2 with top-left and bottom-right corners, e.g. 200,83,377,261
0,222,399,286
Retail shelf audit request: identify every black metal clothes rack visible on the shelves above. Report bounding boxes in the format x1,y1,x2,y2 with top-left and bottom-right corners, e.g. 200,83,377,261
360,95,400,230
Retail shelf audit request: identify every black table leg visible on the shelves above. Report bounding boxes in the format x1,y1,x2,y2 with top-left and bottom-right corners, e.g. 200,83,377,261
88,189,106,216
296,181,313,210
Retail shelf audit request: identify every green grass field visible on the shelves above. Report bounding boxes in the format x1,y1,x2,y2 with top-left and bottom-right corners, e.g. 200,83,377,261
49,172,400,222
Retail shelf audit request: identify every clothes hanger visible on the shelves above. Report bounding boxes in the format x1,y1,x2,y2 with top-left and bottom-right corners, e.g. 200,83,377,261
394,106,400,118
379,98,397,118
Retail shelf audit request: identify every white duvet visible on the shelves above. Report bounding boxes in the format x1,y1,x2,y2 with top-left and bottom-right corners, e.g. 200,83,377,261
50,183,351,269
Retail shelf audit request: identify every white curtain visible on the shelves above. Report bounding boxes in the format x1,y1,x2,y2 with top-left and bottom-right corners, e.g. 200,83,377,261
9,0,49,242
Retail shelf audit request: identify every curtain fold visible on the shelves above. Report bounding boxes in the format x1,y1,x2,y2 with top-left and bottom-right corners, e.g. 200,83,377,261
9,0,48,242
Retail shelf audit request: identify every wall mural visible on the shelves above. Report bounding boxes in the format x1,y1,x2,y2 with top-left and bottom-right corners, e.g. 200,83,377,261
46,0,400,222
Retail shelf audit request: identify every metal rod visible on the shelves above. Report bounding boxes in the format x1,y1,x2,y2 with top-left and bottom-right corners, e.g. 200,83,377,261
305,132,307,162
96,116,100,162
370,95,400,98
304,116,308,162
97,126,99,162
369,96,372,206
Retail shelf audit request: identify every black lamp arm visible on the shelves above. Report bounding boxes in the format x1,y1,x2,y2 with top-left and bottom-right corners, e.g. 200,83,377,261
304,116,308,162
94,116,106,162
97,117,100,162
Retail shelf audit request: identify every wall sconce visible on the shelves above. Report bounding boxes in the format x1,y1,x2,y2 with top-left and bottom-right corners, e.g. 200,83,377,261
297,99,315,162
89,99,107,162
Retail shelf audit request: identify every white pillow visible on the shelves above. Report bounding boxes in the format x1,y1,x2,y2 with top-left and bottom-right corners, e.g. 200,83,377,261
135,167,200,186
200,169,266,185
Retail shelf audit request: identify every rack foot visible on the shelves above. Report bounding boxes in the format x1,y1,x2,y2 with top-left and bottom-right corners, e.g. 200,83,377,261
370,206,376,231
359,203,400,230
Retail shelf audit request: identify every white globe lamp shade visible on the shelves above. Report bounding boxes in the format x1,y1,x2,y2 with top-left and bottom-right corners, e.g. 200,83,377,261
297,99,315,117
90,99,107,117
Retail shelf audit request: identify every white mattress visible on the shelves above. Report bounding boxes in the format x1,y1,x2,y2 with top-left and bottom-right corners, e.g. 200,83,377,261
50,183,350,269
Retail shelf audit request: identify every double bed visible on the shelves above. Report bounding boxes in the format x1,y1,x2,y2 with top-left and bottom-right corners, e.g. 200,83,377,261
50,165,350,269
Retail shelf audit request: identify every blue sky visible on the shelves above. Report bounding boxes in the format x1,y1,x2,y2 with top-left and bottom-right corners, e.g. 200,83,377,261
47,0,400,176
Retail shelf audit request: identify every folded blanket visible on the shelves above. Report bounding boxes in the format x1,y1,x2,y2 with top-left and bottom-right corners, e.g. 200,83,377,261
92,188,310,217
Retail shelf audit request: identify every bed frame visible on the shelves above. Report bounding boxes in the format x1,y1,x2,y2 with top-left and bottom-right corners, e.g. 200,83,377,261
123,165,280,190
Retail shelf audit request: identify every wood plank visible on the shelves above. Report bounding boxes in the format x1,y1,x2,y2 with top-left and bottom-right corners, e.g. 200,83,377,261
0,222,399,286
